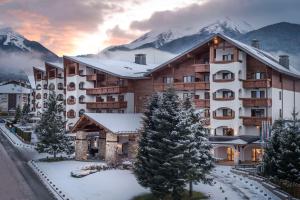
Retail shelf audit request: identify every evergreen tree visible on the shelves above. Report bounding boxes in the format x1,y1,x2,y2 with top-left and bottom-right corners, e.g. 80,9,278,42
263,119,285,179
35,92,73,158
178,98,214,198
13,105,22,124
20,104,30,126
276,112,300,194
134,89,186,199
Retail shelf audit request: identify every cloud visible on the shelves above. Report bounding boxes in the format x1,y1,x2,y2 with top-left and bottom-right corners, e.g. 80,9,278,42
0,0,125,55
130,0,300,31
105,25,138,46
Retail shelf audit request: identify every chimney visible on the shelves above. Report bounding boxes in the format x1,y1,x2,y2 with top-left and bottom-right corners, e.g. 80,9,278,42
279,55,289,69
251,39,260,49
135,54,146,65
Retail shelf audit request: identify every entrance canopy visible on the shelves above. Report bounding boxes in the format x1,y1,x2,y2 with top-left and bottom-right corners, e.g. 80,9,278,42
72,113,144,135
209,135,259,145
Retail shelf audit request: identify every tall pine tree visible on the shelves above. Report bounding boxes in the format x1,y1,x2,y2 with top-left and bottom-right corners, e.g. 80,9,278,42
13,105,22,124
178,98,214,198
35,92,73,158
135,89,186,199
20,104,30,126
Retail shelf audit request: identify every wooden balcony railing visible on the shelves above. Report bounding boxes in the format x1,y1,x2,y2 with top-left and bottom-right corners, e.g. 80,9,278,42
86,101,127,109
213,93,235,101
194,64,210,73
243,79,271,88
86,86,128,95
240,116,272,126
86,74,97,81
67,86,76,91
213,111,235,120
194,99,210,108
153,82,209,91
240,98,272,107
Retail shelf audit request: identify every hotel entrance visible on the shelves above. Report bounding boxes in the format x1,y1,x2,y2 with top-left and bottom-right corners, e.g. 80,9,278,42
227,147,234,161
251,148,263,162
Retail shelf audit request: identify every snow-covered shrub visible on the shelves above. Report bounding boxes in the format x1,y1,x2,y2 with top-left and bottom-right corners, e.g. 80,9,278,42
70,163,109,178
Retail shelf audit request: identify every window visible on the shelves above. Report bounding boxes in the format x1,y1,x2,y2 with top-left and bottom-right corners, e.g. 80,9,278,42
36,84,41,90
183,76,195,83
223,54,233,61
163,77,173,84
57,94,64,101
68,82,75,91
107,95,115,102
79,95,85,103
251,90,265,98
118,95,124,102
203,74,210,82
79,82,84,90
43,84,48,90
279,91,282,100
57,83,63,90
48,69,56,78
69,66,76,75
49,83,55,91
223,128,234,136
79,109,85,117
43,93,48,99
67,110,76,118
204,92,210,99
253,72,265,80
222,90,233,98
251,109,265,117
43,102,47,108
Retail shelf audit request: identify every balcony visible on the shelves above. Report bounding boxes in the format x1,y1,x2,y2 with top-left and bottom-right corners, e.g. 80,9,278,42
213,74,235,82
240,116,272,126
86,86,128,95
240,98,272,107
243,79,271,88
194,64,210,73
86,74,97,81
194,99,210,108
86,101,127,109
153,82,209,91
67,98,76,105
213,110,235,120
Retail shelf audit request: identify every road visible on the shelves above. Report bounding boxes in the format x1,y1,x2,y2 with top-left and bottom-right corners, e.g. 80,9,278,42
0,130,55,200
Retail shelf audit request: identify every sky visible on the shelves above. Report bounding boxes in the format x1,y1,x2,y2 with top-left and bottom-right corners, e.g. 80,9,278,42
0,0,299,56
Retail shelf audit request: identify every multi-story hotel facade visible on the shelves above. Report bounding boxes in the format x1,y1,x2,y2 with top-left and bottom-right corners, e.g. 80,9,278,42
33,33,300,164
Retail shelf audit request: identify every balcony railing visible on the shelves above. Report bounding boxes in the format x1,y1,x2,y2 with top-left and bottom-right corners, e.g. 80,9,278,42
86,101,127,109
153,82,209,91
243,79,271,88
194,99,210,108
213,111,235,120
86,74,97,81
86,86,128,95
194,64,210,73
240,98,272,107
240,116,272,126
213,74,235,82
213,94,235,101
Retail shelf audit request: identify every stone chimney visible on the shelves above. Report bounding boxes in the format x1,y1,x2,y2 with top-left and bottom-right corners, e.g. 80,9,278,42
251,39,260,49
279,55,289,69
135,54,146,65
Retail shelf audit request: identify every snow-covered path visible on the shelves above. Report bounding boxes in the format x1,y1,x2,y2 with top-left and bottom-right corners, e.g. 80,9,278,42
193,165,280,200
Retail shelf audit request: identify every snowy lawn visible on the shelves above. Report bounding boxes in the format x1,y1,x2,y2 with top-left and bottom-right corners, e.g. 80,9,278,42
35,160,280,200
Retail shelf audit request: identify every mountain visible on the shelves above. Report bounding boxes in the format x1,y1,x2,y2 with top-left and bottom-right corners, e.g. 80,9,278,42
0,27,59,61
238,22,300,55
105,18,253,54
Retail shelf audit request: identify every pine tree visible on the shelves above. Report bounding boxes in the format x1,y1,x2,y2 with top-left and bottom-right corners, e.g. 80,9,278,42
276,112,300,194
20,104,30,126
35,92,73,158
178,98,214,198
263,119,285,179
134,88,186,199
13,105,22,124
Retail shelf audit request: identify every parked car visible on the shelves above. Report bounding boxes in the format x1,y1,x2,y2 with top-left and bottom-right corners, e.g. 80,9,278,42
0,118,5,123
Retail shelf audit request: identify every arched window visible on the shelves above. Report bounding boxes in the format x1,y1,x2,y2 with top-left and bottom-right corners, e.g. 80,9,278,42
57,83,64,90
67,96,76,105
213,70,234,82
49,83,55,91
67,110,76,118
57,94,64,101
43,93,48,99
68,82,76,91
36,93,41,99
79,109,85,117
36,102,41,109
213,107,235,120
43,84,48,90
43,102,48,108
79,95,85,104
79,82,85,90
214,126,234,136
213,89,234,100
36,84,41,90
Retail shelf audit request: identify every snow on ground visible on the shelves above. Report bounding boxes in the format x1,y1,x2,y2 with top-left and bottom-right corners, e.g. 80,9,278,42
35,160,280,200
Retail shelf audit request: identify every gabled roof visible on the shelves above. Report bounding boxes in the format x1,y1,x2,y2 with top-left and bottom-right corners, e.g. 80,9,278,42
146,33,300,79
63,55,156,79
45,61,64,70
73,113,144,134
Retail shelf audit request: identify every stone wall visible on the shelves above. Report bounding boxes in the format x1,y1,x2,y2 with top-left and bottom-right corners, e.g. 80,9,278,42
75,131,88,160
105,132,118,164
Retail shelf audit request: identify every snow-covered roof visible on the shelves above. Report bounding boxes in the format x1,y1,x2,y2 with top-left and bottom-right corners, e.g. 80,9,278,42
211,139,248,145
64,56,156,79
83,113,144,134
46,61,64,70
146,33,300,78
209,135,259,145
0,83,31,94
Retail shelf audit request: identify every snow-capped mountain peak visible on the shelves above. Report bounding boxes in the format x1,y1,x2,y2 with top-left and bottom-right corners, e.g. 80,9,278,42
0,27,31,51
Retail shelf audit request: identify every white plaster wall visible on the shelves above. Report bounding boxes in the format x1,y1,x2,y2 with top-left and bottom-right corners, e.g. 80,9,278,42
125,93,134,113
215,48,234,61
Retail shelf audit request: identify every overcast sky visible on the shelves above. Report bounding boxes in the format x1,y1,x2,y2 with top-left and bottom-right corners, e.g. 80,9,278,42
0,0,299,56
